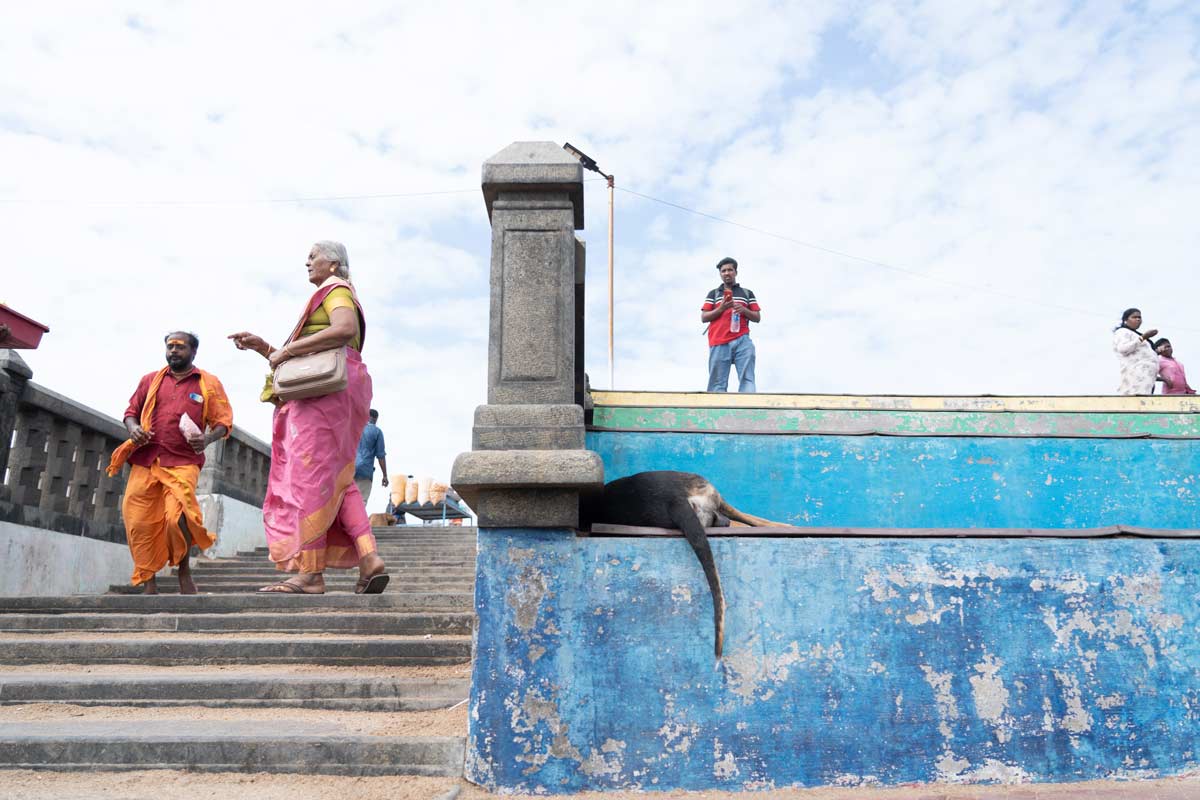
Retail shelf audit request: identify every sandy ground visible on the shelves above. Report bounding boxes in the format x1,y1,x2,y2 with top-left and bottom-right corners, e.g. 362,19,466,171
0,701,468,737
3,772,1200,800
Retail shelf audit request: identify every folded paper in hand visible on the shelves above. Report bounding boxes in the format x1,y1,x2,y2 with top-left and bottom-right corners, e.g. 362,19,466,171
179,414,202,438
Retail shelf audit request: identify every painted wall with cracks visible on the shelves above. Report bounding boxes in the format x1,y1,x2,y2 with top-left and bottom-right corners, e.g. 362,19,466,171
467,530,1200,792
468,400,1199,790
587,431,1200,529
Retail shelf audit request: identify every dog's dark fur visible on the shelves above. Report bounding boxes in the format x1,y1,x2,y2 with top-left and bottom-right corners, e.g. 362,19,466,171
580,470,785,658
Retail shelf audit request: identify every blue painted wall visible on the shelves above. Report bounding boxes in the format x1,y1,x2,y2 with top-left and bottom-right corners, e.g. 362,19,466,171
587,432,1200,529
468,529,1200,792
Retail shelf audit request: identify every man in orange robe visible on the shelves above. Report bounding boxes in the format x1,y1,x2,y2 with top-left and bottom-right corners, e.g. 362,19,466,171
107,332,233,593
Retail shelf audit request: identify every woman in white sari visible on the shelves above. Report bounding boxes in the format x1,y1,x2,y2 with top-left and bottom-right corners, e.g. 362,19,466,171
1112,308,1160,395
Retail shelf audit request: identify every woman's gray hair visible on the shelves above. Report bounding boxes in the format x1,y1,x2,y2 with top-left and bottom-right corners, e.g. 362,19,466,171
313,240,351,280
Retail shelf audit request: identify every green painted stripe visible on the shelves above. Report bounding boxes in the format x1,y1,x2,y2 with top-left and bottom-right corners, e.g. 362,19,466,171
590,406,1200,438
593,390,1200,413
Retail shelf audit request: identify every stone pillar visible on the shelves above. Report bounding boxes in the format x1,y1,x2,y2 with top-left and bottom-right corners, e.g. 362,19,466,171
0,350,32,502
451,142,603,527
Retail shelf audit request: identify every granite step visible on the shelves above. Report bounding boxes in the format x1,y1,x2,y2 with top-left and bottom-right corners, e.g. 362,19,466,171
0,720,464,776
0,594,473,613
162,568,475,582
0,634,472,666
218,554,474,563
0,611,473,635
108,579,473,595
105,586,473,597
0,670,468,711
193,564,474,576
237,547,476,557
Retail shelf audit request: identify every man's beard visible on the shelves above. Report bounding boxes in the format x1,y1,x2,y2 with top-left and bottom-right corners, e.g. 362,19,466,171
167,355,192,371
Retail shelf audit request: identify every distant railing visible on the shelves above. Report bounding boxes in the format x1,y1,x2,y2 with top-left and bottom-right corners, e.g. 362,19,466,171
0,350,270,544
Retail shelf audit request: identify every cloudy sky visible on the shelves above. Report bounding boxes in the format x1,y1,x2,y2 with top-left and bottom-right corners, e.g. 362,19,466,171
3,1,1198,510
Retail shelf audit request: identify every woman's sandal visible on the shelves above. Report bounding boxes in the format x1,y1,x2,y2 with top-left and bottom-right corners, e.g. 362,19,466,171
258,580,324,594
355,573,390,595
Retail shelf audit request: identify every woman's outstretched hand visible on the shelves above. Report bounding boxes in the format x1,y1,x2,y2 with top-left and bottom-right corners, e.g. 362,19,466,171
229,332,269,356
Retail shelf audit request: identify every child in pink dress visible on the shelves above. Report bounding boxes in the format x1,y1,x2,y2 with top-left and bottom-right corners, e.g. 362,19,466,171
1156,339,1196,395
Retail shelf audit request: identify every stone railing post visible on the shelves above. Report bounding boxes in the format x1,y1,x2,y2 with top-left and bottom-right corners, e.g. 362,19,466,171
0,350,33,502
194,426,271,557
196,428,271,509
451,142,603,527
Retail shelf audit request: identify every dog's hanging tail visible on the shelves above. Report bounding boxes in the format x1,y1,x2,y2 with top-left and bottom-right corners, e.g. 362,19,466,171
669,499,725,658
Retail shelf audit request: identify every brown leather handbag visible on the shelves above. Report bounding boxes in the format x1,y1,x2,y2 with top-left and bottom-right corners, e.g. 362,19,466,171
272,346,347,401
271,280,356,401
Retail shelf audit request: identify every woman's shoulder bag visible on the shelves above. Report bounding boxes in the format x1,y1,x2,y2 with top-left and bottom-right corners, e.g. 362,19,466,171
271,281,354,402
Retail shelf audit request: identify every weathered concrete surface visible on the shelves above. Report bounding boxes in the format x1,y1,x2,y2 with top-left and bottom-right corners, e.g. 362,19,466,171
483,144,581,408
481,141,584,229
1,494,262,595
592,405,1200,438
0,634,471,665
0,671,468,711
0,611,473,634
468,530,1200,792
588,432,1200,529
0,720,464,776
0,521,475,778
457,140,599,529
0,521,130,595
197,492,265,558
592,390,1200,414
453,450,603,488
473,404,586,450
0,593,473,612
452,450,603,528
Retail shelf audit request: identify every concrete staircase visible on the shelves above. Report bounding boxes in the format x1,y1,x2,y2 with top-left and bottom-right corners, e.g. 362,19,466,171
0,526,477,777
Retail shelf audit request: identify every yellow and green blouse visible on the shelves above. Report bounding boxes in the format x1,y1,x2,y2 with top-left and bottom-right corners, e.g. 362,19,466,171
300,286,361,352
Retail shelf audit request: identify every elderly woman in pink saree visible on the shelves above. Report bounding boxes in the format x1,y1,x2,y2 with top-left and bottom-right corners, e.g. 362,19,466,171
229,241,388,594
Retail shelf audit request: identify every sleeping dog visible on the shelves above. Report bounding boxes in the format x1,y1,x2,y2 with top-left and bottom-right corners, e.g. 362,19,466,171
580,470,785,658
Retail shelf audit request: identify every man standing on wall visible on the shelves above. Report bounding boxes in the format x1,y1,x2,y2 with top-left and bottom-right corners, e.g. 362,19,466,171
354,409,388,505
701,257,761,392
107,332,232,594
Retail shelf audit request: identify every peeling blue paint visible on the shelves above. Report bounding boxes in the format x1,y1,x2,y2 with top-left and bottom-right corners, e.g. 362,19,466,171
468,531,1200,791
587,432,1200,528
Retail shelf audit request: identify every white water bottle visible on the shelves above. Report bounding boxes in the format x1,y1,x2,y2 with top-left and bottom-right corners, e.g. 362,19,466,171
730,309,741,333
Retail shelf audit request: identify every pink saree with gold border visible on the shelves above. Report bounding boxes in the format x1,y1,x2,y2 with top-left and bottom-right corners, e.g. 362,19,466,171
262,280,376,573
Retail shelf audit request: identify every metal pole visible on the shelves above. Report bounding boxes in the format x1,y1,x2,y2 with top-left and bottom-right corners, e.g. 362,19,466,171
607,175,615,389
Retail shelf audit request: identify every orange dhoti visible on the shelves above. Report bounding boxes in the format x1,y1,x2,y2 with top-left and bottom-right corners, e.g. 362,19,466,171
122,461,214,586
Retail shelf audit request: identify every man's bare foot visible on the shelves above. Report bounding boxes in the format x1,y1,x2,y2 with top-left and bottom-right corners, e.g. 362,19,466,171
258,574,325,594
142,577,159,595
177,558,197,595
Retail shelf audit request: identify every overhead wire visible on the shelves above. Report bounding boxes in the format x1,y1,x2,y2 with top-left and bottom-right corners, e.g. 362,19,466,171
613,185,1199,333
0,178,609,207
3,176,1192,332
0,187,481,207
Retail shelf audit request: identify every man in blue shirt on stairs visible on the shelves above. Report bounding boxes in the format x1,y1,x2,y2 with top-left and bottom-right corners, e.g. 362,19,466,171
354,409,388,505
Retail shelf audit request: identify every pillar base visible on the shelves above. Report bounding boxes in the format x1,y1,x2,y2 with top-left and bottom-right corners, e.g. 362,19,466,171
451,449,603,528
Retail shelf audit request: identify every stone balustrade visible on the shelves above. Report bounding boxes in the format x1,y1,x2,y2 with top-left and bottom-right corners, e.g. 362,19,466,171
0,349,270,546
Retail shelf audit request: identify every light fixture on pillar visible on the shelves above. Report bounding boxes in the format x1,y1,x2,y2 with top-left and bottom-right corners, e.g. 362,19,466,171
563,142,616,390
